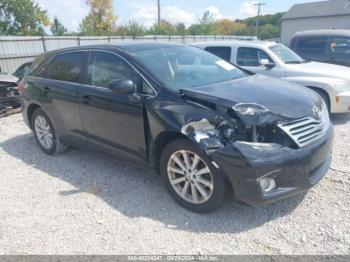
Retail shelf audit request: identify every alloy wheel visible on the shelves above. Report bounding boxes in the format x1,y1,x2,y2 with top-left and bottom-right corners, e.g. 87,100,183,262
167,150,214,204
34,115,53,150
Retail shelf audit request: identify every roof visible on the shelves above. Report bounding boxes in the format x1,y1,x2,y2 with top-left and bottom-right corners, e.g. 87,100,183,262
282,0,350,20
39,42,186,57
192,40,278,48
114,41,184,52
293,29,350,37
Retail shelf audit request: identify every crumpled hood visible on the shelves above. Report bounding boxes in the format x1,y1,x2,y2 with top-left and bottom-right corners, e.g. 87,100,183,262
0,73,18,83
181,74,322,124
286,61,350,82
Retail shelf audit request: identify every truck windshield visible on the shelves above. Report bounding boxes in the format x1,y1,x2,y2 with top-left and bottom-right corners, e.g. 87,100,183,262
130,45,246,91
269,44,306,64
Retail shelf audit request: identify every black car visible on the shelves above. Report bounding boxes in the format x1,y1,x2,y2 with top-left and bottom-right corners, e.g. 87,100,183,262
290,29,350,67
21,43,333,213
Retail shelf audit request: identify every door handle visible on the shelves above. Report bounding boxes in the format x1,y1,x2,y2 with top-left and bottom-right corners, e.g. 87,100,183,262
80,95,91,104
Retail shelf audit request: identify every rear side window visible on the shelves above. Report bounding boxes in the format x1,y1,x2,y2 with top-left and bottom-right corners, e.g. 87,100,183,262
330,37,350,54
237,47,273,66
296,37,326,54
204,46,231,61
87,51,138,88
33,60,51,78
49,52,85,83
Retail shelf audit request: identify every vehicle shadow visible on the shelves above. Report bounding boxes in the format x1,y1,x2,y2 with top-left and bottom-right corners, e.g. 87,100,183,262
330,113,350,125
0,133,306,234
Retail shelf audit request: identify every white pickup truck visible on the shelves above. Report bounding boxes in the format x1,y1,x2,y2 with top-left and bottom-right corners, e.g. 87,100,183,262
194,41,350,113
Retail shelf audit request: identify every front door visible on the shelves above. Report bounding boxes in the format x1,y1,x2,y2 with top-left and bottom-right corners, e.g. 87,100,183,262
235,47,281,77
78,51,147,161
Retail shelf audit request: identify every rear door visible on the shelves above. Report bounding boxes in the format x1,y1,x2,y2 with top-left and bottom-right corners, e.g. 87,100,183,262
78,50,148,161
29,51,87,145
294,37,327,62
327,37,350,67
204,46,232,62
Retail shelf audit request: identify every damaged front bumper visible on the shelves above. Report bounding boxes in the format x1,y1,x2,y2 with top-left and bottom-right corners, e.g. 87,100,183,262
0,83,21,109
210,124,334,206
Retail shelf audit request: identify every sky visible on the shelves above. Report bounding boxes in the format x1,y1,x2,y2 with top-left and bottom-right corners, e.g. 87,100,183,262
35,0,319,32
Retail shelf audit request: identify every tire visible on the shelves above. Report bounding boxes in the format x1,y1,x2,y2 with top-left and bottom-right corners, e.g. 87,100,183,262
31,108,67,155
160,139,226,213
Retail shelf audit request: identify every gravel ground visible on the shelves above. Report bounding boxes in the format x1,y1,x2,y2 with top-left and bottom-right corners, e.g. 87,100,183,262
0,113,349,255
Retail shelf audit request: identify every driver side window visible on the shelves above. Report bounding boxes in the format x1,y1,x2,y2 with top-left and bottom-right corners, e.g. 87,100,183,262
87,51,138,88
237,47,273,66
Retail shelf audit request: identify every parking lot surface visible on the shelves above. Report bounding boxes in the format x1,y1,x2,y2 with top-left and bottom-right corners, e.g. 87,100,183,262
0,113,349,255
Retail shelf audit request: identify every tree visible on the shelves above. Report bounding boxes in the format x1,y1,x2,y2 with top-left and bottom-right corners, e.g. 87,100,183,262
199,11,215,25
149,20,176,35
213,19,247,35
115,20,145,36
174,23,187,35
188,11,215,35
79,0,117,35
51,17,67,36
0,0,49,35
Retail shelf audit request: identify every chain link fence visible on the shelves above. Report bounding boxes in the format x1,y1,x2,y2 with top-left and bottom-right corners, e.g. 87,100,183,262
0,35,256,73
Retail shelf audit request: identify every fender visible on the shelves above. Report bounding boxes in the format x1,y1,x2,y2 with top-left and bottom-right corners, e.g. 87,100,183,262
284,76,341,112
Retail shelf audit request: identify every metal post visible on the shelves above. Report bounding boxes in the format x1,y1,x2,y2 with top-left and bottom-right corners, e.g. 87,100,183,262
254,2,266,39
77,36,81,46
41,36,47,52
157,0,161,24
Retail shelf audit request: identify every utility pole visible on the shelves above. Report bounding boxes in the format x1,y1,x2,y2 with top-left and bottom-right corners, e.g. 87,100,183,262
157,0,161,24
254,2,266,39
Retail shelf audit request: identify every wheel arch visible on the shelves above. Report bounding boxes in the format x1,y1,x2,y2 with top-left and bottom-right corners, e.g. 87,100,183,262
27,103,41,129
306,86,331,110
150,130,189,174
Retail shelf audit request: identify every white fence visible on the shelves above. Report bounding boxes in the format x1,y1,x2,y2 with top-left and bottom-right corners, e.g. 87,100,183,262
0,35,256,73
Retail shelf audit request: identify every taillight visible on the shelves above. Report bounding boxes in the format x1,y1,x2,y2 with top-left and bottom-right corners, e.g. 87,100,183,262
17,80,25,94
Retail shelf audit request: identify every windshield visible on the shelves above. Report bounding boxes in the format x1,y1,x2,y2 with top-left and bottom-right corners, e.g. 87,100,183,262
130,45,246,91
269,44,306,64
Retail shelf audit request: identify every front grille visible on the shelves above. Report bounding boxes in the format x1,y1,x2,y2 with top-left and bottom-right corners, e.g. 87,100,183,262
277,114,330,148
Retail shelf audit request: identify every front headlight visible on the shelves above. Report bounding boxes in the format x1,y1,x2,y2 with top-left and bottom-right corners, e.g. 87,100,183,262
331,81,350,93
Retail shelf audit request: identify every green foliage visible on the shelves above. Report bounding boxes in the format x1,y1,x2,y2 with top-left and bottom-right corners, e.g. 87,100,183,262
236,12,285,39
149,20,176,35
0,0,49,35
51,17,67,36
0,2,284,39
79,0,117,36
115,20,145,36
111,11,283,38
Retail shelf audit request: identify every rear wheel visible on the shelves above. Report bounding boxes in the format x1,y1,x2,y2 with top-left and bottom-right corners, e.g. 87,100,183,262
160,139,226,213
31,108,67,155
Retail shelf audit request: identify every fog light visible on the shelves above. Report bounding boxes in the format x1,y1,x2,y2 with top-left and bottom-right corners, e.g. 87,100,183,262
259,178,276,193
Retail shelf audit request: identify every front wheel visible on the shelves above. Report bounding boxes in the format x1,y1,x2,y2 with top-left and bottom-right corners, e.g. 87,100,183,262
160,139,226,213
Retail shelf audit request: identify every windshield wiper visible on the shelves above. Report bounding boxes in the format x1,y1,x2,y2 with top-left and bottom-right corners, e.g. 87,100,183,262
285,59,309,64
285,61,303,64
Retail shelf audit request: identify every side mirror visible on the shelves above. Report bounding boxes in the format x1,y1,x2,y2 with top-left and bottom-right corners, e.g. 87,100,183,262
260,59,275,69
108,78,135,95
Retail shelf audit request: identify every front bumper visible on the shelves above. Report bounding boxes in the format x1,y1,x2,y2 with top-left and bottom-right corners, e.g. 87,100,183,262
332,91,350,113
0,96,21,109
211,125,334,206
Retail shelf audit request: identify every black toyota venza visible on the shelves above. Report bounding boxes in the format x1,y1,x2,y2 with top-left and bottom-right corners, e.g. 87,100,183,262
20,42,333,213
